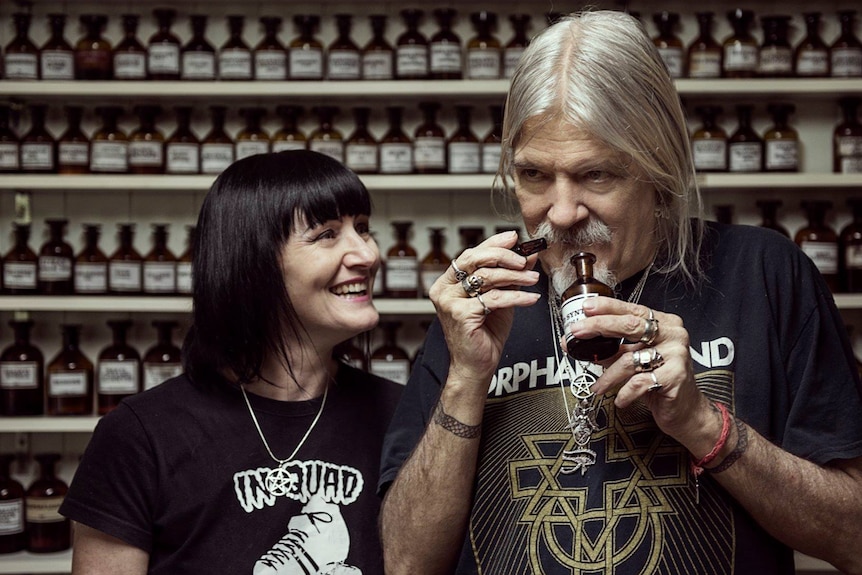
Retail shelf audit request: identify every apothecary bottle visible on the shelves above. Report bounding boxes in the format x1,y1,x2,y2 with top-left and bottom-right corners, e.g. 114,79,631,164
113,14,147,80
458,226,485,257
345,107,378,174
430,9,462,80
396,9,429,80
831,11,862,78
0,317,44,416
480,105,503,174
143,320,183,390
38,219,73,295
148,9,181,80
97,320,141,415
143,224,177,294
75,14,112,80
840,198,862,292
0,105,20,173
362,15,394,80
688,12,722,78
0,454,26,553
181,15,216,81
46,325,94,416
25,453,69,552
386,222,419,298
795,12,829,77
166,106,200,174
90,106,128,173
219,15,252,80
272,106,307,152
255,17,287,80
652,12,684,78
200,106,234,174
560,252,620,362
504,14,531,79
40,14,74,80
176,226,195,294
328,15,361,80
759,16,793,77
109,224,143,294
4,13,38,80
370,322,411,384
235,108,269,161
3,224,38,294
380,106,412,174
421,228,450,297
728,105,763,173
58,106,89,174
448,106,480,174
20,105,56,174
129,105,164,174
764,103,799,172
692,105,727,172
796,200,838,292
74,224,108,294
756,199,790,237
467,11,501,79
289,15,324,80
723,9,758,78
309,106,344,164
339,337,366,371
414,102,446,174
834,97,862,174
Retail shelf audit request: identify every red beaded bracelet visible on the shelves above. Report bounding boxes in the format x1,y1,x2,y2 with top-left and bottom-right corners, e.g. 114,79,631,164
690,401,731,504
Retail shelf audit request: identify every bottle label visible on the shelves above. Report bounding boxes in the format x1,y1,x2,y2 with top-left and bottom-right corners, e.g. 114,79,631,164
328,50,361,79
759,46,793,74
362,51,393,80
421,265,447,297
846,244,862,270
309,140,344,164
838,136,862,156
688,52,721,78
290,48,324,79
0,361,39,390
3,262,37,289
467,49,501,79
3,53,38,79
396,45,428,76
801,241,838,274
0,143,20,170
796,50,829,76
728,142,762,172
414,137,446,169
831,48,862,77
765,140,798,170
840,157,862,174
167,143,200,173
38,256,72,281
181,52,216,80
148,44,181,74
129,140,164,167
219,50,252,79
657,47,684,78
143,261,176,293
386,256,418,290
26,496,65,523
254,50,287,80
380,142,412,173
109,261,142,291
724,44,758,72
59,142,89,166
144,362,183,390
48,370,87,397
0,499,24,535
236,140,270,161
370,358,410,385
272,140,306,153
176,262,192,293
40,50,74,80
98,360,140,394
430,43,462,74
346,143,378,172
560,293,598,331
74,262,108,293
482,142,501,174
76,50,110,73
91,141,129,172
693,139,727,171
113,52,147,79
201,143,234,174
448,142,481,173
504,47,525,79
20,143,54,170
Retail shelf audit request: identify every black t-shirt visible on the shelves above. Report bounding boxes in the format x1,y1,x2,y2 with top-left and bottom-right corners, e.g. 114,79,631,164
61,363,402,574
379,222,862,575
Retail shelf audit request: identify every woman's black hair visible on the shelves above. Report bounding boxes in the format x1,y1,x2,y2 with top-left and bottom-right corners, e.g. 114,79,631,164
182,150,372,386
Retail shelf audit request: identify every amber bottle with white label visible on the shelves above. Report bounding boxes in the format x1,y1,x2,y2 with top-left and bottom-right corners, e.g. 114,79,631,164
723,9,758,78
652,12,684,78
362,15,394,80
143,321,183,390
0,454,26,553
181,15,216,81
0,317,44,416
764,103,799,172
560,252,619,362
4,13,38,80
38,219,73,295
26,453,69,552
46,325,93,416
40,14,74,80
328,15,361,80
430,9,462,80
370,322,411,385
74,224,108,295
255,17,287,80
113,14,147,80
166,106,200,174
272,106,306,153
58,106,89,174
345,107,378,174
290,15,324,80
143,224,177,294
396,9,428,79
692,105,727,172
97,319,141,415
3,224,38,295
148,9,181,80
796,200,838,292
129,105,165,174
75,14,111,80
90,106,128,174
109,224,143,294
219,15,252,81
386,221,419,298
201,106,234,174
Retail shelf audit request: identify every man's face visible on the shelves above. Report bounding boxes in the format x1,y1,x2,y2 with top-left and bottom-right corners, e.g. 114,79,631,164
512,116,660,294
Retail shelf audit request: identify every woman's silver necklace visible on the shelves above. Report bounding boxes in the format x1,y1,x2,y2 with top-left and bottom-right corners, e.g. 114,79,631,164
548,261,652,475
240,382,328,496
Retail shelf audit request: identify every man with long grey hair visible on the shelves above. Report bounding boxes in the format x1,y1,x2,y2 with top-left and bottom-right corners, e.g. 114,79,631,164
379,10,862,575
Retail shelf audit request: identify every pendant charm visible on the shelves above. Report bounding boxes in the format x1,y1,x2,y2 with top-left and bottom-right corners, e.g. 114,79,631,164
561,447,598,475
265,462,294,496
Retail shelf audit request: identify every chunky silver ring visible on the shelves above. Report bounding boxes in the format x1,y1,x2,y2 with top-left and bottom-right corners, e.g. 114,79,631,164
476,292,491,315
640,317,659,345
451,259,468,282
633,348,664,373
647,307,655,321
647,371,663,392
461,274,484,297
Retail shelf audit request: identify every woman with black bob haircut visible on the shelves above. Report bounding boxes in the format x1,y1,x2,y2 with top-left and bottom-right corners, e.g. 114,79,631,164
60,150,403,575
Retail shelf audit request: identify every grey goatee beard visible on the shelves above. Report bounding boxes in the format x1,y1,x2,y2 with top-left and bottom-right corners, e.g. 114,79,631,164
529,219,617,296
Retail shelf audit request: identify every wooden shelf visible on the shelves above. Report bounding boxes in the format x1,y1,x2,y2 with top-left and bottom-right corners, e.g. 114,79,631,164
0,550,71,574
0,417,99,433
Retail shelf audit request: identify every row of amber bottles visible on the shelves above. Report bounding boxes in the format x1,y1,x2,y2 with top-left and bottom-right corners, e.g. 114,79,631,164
341,321,419,385
0,103,504,175
0,318,183,416
651,9,861,78
0,453,70,554
690,98,862,173
2,220,194,295
2,10,532,81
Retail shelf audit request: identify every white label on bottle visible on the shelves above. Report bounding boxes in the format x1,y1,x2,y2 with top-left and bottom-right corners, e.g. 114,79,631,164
59,142,89,166
74,262,107,293
129,140,164,167
328,50,361,79
143,262,176,293
467,48,501,79
20,143,54,170
688,52,721,78
0,143,20,170
113,52,147,79
482,142,501,174
396,45,428,76
430,43,462,74
370,358,410,385
98,360,139,394
380,142,412,173
831,48,862,77
272,140,306,153
144,363,182,390
48,370,87,397
254,50,287,80
504,47,525,78
109,261,142,291
841,157,862,174
236,141,269,161
765,140,798,170
4,53,38,79
723,44,758,72
201,143,234,174
0,499,24,534
309,140,344,164
693,139,727,171
219,50,252,79
657,47,684,78
290,48,324,79
148,44,180,74
3,262,37,289
346,143,378,172
26,496,64,523
176,262,192,293
362,51,393,79
846,244,862,270
560,293,599,331
91,141,128,172
181,52,216,80
38,256,72,281
448,142,480,173
40,50,74,79
838,136,862,156
796,50,828,76
414,137,446,169
167,143,200,173
0,361,38,390
759,47,793,75
728,142,762,172
386,256,418,290
801,241,838,274
421,266,446,297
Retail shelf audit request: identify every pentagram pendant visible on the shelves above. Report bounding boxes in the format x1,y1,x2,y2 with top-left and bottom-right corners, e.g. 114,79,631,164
560,361,600,474
264,463,294,497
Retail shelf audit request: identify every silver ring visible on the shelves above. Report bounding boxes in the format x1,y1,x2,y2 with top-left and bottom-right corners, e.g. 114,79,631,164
633,348,664,373
647,371,663,392
476,292,491,315
640,317,659,345
647,307,655,321
451,259,467,282
461,274,484,297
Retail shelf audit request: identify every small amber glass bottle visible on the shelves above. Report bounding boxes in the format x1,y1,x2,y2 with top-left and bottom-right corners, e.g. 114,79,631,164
0,105,20,173
57,106,90,174
129,105,164,174
723,9,758,78
166,106,200,174
414,102,446,174
309,106,344,163
176,226,195,295
795,13,829,77
3,224,38,295
235,108,269,161
143,320,183,390
652,12,684,78
328,14,361,80
467,11,501,79
38,219,73,295
430,9,462,80
834,97,862,174
4,13,38,80
759,16,793,77
482,104,503,174
362,15,394,80
74,224,108,295
448,106,480,174
219,15,252,81
560,252,620,362
290,15,324,80
26,453,70,552
97,319,141,415
840,198,862,292
370,322,411,384
385,221,419,298
0,316,44,416
200,106,234,175
691,105,727,173
75,14,112,80
504,14,531,79
148,9,181,80
380,106,413,174
181,15,216,81
831,11,862,78
40,14,75,80
0,454,26,553
143,224,177,295
728,105,763,173
756,199,790,238
255,17,287,80
764,103,799,172
113,14,147,80
688,12,722,78
339,337,367,371
46,325,94,416
796,200,839,292
396,9,429,80
272,106,307,152
420,228,450,297
20,105,56,174
109,224,143,294
345,107,378,174
90,106,128,173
